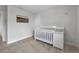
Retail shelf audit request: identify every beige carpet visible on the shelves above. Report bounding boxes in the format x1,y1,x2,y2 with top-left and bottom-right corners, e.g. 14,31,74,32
0,37,79,53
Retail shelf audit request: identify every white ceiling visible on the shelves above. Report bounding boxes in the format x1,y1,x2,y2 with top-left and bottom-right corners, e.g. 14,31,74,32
16,5,53,14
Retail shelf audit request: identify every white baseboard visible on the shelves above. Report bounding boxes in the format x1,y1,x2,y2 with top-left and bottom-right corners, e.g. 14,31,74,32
7,35,33,44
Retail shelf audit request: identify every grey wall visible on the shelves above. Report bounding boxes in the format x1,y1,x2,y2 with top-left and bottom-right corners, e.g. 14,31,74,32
7,6,34,44
34,6,77,46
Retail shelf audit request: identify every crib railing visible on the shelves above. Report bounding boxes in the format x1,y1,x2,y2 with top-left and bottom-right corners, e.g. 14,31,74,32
34,29,54,44
34,26,64,49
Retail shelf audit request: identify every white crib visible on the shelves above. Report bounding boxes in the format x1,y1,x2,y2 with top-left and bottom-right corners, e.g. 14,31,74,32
34,26,64,49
